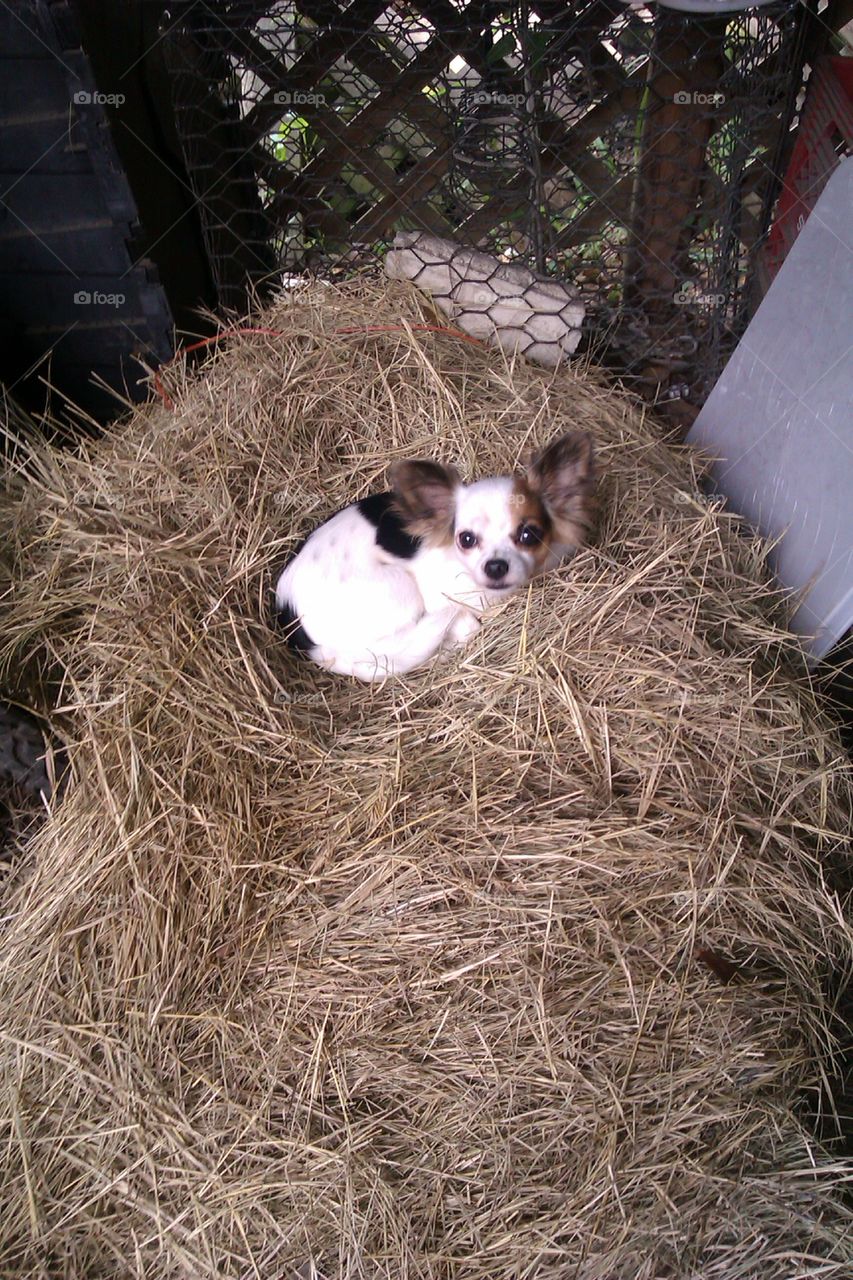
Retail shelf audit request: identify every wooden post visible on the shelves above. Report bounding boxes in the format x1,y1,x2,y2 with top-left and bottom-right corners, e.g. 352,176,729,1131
623,8,727,393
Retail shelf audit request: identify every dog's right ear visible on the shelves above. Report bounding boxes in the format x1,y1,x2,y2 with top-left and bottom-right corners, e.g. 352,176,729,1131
390,459,459,546
526,431,596,552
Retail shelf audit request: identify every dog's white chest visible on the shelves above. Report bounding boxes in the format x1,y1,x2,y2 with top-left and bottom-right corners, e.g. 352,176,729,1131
408,547,486,614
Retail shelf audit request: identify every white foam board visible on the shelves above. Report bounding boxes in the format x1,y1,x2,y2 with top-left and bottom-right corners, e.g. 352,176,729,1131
686,158,853,660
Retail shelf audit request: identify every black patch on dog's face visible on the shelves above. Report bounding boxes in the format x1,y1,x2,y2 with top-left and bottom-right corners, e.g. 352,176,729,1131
358,492,421,560
276,600,315,654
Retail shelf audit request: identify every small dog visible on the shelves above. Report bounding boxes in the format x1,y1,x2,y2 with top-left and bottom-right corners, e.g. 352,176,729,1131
275,432,595,682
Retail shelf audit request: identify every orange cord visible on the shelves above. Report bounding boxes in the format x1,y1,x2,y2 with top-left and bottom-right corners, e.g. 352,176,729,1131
152,322,484,411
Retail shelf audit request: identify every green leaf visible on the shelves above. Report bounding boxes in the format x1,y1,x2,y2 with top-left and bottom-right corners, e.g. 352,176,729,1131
525,30,552,65
487,33,516,64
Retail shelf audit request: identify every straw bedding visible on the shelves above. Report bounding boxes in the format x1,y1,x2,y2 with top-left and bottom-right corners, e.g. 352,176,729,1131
1,279,852,1279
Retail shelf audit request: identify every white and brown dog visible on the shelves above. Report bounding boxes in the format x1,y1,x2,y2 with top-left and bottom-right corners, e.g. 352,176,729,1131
275,432,595,681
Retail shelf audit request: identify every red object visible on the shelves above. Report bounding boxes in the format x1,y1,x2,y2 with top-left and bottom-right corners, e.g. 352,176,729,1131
764,56,853,281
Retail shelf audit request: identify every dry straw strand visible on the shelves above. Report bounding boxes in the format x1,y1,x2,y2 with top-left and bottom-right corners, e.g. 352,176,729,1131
0,279,852,1279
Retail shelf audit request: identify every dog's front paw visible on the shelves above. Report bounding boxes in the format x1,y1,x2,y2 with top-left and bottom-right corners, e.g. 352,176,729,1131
447,609,481,645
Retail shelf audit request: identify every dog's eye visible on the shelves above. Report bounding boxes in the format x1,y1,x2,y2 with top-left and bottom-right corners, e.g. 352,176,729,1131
457,530,477,549
517,523,543,547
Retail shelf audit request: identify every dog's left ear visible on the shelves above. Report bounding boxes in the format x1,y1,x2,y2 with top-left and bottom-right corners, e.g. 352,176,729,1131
526,431,595,550
390,459,460,545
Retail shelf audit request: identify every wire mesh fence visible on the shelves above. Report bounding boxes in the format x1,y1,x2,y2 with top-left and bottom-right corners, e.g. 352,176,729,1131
160,0,811,406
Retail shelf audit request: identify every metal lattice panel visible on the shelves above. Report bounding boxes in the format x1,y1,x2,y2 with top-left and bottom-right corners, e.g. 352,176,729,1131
160,0,810,405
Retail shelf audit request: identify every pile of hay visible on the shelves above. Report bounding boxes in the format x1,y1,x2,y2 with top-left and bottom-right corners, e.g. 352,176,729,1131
1,279,852,1279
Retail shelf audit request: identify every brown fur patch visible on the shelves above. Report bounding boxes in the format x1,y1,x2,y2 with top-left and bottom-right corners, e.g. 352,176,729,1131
510,477,553,571
525,432,596,552
389,459,459,547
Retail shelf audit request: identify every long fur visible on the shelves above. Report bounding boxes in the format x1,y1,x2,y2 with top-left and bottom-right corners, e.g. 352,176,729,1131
526,432,596,554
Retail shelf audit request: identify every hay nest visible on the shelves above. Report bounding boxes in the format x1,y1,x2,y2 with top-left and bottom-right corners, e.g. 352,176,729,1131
1,280,852,1279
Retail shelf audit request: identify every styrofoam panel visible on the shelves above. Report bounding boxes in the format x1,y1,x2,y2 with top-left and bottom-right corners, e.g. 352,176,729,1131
687,158,853,660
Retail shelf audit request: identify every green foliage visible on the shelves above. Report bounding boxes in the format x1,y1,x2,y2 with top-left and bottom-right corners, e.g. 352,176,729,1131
525,28,555,71
487,32,516,64
270,112,317,169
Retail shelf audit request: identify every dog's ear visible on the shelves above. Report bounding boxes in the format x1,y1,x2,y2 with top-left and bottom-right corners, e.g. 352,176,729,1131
526,431,595,551
390,459,460,545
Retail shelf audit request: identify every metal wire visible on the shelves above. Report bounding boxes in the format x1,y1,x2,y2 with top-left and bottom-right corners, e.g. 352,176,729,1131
160,0,810,404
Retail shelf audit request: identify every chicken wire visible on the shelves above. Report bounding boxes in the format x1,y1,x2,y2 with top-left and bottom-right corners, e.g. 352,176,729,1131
159,0,811,404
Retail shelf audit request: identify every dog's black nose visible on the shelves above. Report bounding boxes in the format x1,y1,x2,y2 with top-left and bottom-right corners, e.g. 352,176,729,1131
484,558,509,581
